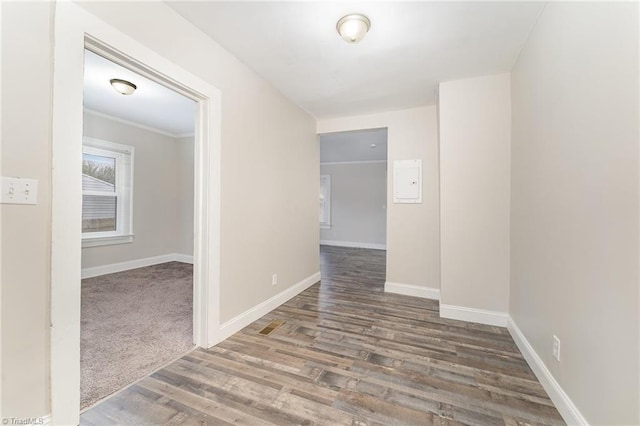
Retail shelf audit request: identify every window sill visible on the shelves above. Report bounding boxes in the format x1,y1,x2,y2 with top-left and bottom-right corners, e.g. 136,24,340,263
82,234,134,248
320,224,331,230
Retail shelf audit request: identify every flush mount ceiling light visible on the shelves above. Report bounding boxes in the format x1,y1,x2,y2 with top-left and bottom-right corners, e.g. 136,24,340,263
336,14,371,44
110,78,137,95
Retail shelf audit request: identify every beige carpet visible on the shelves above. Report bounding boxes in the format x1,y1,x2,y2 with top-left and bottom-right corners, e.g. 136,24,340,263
81,261,194,409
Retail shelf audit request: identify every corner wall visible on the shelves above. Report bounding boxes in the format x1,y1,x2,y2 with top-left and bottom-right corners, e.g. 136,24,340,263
176,136,194,257
317,106,440,295
510,3,639,424
438,73,511,322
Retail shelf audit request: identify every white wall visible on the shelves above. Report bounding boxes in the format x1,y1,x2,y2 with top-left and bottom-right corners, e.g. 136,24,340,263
318,106,440,293
176,136,194,256
1,1,317,417
438,73,511,319
81,112,194,269
320,162,387,248
510,3,639,424
0,2,51,417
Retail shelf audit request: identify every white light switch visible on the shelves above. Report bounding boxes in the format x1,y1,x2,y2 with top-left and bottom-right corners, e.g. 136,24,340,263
1,177,38,205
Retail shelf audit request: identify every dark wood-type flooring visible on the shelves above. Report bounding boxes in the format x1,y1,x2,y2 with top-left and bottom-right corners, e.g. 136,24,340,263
81,245,564,425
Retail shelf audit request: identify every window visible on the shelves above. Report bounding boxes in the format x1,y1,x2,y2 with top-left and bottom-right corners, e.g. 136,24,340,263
320,175,331,229
82,137,134,247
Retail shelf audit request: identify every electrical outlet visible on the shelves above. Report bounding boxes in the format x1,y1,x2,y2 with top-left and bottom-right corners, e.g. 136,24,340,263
272,274,278,286
552,335,561,362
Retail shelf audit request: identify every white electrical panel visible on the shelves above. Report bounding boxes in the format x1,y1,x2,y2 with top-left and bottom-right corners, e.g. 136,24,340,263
393,160,422,204
1,177,38,205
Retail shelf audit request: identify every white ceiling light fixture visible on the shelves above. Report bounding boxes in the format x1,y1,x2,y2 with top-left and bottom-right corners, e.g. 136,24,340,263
110,78,137,95
336,14,371,44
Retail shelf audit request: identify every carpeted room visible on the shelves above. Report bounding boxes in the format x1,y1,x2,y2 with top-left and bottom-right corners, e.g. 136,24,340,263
80,262,193,408
80,49,198,409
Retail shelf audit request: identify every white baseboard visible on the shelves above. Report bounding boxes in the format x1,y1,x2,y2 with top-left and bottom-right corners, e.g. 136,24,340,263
384,281,440,300
81,253,193,279
173,253,194,264
217,271,321,342
439,304,508,327
320,240,386,250
507,317,588,425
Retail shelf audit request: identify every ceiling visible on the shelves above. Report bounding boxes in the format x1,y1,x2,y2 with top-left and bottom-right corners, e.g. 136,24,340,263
166,1,545,118
83,50,196,136
320,128,387,163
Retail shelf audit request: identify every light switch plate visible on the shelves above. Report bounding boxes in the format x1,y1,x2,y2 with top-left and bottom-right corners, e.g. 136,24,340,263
1,177,38,205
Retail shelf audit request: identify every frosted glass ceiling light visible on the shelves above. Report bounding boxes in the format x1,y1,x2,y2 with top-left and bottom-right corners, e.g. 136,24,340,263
336,14,371,44
110,78,137,95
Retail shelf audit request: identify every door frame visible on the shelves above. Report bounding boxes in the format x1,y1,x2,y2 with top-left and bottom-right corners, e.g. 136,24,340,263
51,3,222,424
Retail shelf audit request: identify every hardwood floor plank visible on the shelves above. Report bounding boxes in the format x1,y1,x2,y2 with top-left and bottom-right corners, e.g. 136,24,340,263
334,389,460,426
184,348,339,405
81,246,564,425
139,376,281,425
148,370,312,425
83,384,178,425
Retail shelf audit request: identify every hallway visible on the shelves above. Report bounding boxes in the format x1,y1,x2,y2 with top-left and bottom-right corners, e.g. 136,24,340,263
81,246,563,425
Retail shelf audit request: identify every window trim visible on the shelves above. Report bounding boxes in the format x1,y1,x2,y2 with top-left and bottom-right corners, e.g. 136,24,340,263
320,174,331,229
81,137,135,248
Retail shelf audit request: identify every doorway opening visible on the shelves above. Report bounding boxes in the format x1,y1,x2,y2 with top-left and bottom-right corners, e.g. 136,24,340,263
50,6,222,423
79,49,197,409
318,128,389,251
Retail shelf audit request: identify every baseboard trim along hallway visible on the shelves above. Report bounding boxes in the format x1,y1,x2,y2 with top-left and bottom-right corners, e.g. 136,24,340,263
384,281,440,300
320,240,386,250
507,317,588,425
217,271,322,343
439,304,509,327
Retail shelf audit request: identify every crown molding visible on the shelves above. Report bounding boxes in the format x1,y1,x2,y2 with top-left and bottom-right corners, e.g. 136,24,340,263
84,108,192,139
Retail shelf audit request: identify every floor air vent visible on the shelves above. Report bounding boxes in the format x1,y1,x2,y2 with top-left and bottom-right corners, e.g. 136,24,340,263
259,319,284,336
